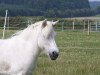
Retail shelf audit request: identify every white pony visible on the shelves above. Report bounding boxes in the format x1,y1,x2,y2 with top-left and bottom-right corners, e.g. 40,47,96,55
0,19,59,75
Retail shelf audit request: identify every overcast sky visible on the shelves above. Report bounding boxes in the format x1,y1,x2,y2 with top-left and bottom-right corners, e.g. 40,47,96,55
89,0,100,1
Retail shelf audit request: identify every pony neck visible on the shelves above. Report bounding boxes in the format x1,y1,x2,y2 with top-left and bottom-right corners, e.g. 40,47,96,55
16,25,41,54
17,25,41,65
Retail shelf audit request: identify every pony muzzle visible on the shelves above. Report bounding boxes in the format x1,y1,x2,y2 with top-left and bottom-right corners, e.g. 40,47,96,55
49,51,59,60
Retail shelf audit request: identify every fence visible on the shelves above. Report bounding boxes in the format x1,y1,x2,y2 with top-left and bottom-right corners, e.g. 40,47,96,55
0,17,100,34
55,17,100,35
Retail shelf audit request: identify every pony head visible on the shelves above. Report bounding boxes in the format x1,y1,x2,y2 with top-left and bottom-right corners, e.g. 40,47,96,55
36,19,59,60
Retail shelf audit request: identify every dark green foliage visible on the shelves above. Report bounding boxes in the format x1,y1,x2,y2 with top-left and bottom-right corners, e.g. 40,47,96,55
97,6,100,14
0,0,94,17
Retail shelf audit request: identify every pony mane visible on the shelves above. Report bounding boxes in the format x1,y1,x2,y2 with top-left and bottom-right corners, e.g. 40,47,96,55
10,22,39,38
11,20,53,38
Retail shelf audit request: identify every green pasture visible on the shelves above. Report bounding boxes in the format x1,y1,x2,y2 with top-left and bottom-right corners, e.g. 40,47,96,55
0,29,100,75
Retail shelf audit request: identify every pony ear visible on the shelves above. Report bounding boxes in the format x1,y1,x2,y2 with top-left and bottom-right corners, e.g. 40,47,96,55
52,20,59,25
42,19,47,28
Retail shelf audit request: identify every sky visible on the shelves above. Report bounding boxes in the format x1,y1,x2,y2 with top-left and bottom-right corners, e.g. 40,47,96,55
89,0,100,1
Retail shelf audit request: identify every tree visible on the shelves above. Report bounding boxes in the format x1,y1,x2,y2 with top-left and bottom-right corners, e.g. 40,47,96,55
0,0,93,17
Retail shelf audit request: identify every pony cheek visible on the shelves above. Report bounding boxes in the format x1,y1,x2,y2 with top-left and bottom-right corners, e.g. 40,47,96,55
38,37,45,49
41,45,50,55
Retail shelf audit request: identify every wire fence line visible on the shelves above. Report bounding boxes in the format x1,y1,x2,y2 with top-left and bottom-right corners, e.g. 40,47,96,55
0,17,100,33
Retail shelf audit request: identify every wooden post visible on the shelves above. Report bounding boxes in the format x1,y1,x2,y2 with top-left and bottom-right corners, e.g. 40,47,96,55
83,20,86,31
7,17,9,30
2,10,8,39
6,17,9,33
62,22,64,32
95,21,98,31
27,20,30,26
72,21,75,30
88,20,90,35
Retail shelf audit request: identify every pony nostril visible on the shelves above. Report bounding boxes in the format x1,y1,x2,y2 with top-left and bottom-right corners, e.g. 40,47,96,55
49,51,59,60
52,51,59,58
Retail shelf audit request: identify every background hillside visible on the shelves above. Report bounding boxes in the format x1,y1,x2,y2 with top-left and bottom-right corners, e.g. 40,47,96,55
89,1,100,15
0,0,95,17
90,1,100,9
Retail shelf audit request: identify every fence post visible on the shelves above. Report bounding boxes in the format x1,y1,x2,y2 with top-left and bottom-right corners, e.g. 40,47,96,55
95,21,98,31
2,10,8,39
88,20,90,35
83,20,86,31
27,20,30,26
62,22,64,32
72,21,75,30
7,17,9,30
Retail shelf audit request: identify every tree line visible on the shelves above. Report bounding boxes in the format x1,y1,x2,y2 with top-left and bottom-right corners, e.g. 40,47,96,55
0,0,97,17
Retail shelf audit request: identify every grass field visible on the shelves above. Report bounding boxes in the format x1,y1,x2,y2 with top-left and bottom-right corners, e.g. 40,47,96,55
0,29,100,75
